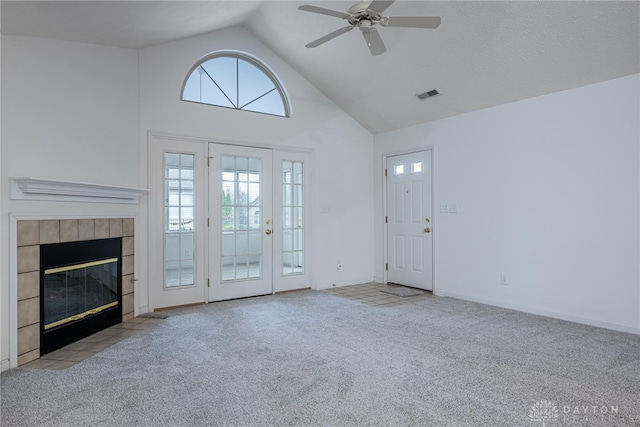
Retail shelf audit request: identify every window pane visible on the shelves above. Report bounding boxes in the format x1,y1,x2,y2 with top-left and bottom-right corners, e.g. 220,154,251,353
181,53,288,117
282,252,293,276
201,57,238,107
248,231,261,254
182,73,202,103
235,256,249,279
200,74,234,108
165,234,180,261
249,207,260,230
180,262,194,286
412,162,422,173
222,232,235,257
164,152,196,289
282,161,304,276
221,155,263,281
181,234,194,260
394,164,404,175
165,261,181,288
238,59,276,108
249,158,261,176
222,257,235,281
243,90,286,116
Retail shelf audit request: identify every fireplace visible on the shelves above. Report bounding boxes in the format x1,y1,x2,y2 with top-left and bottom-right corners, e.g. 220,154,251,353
40,238,122,355
15,218,135,366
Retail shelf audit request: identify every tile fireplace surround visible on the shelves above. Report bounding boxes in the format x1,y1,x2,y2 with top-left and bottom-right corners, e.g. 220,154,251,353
16,218,135,366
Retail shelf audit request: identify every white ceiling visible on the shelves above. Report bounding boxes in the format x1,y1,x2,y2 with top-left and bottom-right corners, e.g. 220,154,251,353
2,1,639,134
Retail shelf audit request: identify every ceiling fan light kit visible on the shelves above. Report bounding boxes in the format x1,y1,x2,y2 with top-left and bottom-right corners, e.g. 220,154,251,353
299,0,441,56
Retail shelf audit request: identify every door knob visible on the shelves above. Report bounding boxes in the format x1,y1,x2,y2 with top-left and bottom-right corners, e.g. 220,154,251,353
424,227,431,233
265,229,272,235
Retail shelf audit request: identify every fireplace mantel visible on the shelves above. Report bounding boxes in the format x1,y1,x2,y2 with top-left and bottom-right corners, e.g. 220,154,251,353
11,177,149,204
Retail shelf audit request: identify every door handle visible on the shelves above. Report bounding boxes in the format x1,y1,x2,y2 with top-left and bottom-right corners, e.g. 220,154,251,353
424,227,431,233
265,229,272,235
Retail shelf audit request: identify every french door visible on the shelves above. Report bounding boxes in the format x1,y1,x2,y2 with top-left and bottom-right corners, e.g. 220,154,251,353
149,136,208,309
208,144,274,301
150,136,312,309
386,150,433,290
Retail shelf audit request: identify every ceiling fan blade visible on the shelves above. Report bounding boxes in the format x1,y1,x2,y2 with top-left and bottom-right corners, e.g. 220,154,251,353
362,28,386,56
384,16,441,29
367,0,396,14
306,26,354,48
298,5,350,19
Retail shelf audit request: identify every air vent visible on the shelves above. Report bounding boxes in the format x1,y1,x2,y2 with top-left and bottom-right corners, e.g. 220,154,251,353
416,89,440,101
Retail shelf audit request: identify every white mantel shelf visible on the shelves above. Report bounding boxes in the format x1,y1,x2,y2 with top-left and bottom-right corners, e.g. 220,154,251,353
10,177,150,204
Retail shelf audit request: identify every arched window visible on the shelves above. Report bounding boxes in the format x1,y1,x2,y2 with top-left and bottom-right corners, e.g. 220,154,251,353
181,51,290,117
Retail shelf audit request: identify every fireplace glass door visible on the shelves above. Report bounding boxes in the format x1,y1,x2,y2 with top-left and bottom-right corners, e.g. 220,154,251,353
43,258,119,330
40,237,122,355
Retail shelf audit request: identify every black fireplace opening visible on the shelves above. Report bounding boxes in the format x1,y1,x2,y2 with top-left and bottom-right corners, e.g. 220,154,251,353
40,238,122,355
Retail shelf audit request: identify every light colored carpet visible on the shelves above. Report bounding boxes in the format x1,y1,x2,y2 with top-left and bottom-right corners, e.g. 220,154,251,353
381,284,429,297
2,289,639,426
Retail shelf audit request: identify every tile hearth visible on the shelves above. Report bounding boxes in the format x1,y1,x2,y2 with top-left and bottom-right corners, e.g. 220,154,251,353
20,317,163,370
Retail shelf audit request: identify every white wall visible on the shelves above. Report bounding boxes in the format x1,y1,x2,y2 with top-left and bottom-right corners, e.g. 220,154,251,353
375,74,640,333
0,36,140,366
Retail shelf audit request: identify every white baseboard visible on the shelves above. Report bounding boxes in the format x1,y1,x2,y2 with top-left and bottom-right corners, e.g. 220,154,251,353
435,290,640,335
1,359,11,372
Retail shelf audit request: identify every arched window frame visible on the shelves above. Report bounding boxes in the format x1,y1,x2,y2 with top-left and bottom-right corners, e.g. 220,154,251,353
180,50,291,118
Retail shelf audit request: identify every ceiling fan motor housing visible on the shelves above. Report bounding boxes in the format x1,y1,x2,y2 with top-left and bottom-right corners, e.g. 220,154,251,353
347,3,383,27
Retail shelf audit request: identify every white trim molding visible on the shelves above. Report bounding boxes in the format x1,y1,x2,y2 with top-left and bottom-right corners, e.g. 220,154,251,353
11,177,150,204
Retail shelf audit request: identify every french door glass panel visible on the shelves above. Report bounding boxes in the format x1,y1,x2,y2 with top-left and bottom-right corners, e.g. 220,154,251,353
165,152,195,288
221,155,263,281
282,161,304,275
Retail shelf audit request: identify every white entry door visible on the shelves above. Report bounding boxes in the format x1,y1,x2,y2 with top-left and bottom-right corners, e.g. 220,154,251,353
209,144,273,301
386,150,433,290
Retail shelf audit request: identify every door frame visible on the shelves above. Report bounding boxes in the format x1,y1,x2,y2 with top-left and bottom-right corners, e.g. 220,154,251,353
382,147,435,292
148,131,313,309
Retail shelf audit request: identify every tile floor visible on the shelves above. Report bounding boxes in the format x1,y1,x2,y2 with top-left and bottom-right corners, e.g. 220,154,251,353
322,282,433,307
20,317,164,370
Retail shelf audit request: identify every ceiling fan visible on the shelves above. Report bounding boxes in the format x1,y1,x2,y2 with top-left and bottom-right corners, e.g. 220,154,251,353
298,0,441,56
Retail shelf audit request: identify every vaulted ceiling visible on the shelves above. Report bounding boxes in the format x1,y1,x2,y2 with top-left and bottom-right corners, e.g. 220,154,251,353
2,1,639,134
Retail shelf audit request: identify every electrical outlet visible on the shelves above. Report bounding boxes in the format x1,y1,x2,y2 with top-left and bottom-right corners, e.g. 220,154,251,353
440,203,449,213
500,273,508,285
